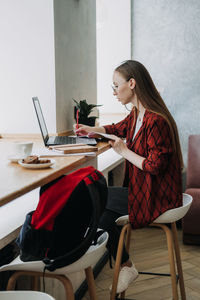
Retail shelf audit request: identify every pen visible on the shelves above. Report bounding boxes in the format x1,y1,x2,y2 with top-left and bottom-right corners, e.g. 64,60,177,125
76,109,79,130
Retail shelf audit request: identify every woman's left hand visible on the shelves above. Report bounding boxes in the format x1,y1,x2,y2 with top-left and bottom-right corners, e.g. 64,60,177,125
108,136,128,156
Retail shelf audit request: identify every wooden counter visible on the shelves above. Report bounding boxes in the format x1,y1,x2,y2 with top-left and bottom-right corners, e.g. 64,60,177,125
0,138,110,207
0,137,111,295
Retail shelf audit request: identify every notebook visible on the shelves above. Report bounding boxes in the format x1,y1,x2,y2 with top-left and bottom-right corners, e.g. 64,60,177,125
32,97,97,146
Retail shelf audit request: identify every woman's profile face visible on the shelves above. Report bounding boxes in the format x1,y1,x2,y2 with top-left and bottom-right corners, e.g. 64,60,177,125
112,71,135,106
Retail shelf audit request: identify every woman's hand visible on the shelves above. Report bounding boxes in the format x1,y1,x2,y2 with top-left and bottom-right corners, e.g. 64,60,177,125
74,124,93,136
74,124,106,137
109,136,145,170
108,136,128,156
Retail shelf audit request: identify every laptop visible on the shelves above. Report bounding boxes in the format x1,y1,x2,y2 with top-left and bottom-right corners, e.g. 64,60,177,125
32,97,97,146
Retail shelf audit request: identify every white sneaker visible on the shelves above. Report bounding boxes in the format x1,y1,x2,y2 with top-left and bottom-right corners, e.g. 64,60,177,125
110,262,139,294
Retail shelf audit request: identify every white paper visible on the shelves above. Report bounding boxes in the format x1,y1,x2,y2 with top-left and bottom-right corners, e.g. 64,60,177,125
90,132,116,140
69,132,116,141
32,147,96,157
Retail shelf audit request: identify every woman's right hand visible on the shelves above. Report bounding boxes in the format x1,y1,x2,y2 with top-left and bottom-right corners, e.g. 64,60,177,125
73,124,94,136
74,124,106,138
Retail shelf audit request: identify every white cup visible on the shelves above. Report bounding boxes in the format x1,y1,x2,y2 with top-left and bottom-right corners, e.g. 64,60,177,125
12,141,33,158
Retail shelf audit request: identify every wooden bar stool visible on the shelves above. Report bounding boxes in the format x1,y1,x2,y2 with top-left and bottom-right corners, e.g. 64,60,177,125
0,232,108,300
110,193,193,300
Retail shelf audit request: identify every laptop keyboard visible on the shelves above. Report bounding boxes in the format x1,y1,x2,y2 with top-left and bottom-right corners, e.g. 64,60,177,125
54,136,76,144
53,135,97,145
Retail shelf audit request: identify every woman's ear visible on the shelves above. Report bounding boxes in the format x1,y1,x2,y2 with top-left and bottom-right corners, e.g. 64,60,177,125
129,78,136,90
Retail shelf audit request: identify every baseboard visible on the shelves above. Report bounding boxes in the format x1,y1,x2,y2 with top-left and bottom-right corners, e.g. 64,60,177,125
183,234,200,245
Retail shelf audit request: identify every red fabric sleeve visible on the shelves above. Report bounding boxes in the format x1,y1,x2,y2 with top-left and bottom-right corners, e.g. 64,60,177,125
103,113,132,138
142,117,173,175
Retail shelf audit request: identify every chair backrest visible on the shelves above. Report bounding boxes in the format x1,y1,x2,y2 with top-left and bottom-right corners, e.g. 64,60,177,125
63,231,109,274
182,193,193,207
0,291,55,300
115,194,193,225
153,193,193,223
187,135,200,189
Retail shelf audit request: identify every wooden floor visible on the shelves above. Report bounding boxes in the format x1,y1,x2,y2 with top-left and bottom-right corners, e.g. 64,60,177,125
83,227,200,300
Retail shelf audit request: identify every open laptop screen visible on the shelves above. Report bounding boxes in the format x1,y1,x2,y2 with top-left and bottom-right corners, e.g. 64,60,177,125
32,97,49,144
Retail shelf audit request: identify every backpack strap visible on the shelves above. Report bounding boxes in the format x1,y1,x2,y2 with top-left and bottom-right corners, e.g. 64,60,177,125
91,229,105,245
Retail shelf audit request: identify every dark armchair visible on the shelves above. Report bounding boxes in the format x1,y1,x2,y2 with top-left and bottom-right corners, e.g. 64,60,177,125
182,135,200,245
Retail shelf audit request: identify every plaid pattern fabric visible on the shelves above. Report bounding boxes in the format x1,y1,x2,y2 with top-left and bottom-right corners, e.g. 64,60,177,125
104,110,182,228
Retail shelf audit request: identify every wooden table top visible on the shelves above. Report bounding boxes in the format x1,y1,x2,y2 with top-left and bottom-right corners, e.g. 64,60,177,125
0,138,110,207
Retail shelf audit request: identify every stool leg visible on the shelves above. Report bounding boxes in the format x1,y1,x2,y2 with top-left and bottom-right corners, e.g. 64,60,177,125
110,223,132,300
125,223,132,253
151,223,179,300
171,222,186,300
85,266,97,300
120,223,132,300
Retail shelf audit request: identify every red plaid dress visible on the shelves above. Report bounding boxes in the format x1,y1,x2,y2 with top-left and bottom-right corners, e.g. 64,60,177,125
104,110,182,228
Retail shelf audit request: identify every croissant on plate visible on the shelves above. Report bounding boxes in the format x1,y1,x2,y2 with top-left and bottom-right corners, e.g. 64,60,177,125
22,155,50,164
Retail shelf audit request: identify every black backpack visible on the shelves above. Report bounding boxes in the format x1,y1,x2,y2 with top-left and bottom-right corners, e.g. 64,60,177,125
16,166,107,271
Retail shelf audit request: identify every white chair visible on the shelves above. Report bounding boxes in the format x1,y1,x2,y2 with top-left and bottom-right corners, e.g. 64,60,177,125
0,291,55,300
110,193,193,300
0,231,108,300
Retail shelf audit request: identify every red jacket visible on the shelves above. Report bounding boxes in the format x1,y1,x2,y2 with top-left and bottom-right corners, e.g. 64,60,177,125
104,110,182,228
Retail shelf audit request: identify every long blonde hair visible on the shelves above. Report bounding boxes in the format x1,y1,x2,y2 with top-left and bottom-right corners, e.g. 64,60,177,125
115,60,183,168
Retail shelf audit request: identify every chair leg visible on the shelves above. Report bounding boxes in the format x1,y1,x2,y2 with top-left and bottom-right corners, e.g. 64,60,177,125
6,271,24,290
31,276,39,291
85,266,97,300
110,223,132,300
6,270,74,300
171,222,186,300
7,272,39,291
54,274,75,300
150,223,179,300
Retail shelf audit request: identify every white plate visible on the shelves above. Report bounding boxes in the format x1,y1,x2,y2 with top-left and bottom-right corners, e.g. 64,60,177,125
18,159,55,169
8,155,25,163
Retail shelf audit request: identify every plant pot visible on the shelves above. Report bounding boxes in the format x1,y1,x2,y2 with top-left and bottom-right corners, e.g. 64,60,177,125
78,117,96,126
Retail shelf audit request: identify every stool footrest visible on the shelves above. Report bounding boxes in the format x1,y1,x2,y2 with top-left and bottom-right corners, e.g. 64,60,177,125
138,271,179,283
116,298,136,300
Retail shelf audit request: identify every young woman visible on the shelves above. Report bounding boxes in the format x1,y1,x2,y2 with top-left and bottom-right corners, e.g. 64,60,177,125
75,60,183,293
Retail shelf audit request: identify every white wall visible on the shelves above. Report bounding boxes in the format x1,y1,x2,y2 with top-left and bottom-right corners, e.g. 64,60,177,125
96,0,131,114
131,0,200,165
0,0,56,134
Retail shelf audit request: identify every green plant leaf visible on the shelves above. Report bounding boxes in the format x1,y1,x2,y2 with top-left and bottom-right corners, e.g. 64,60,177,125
72,98,102,118
72,98,81,110
88,104,102,111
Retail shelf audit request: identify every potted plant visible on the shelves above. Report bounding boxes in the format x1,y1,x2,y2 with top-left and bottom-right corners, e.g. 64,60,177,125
73,99,102,126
